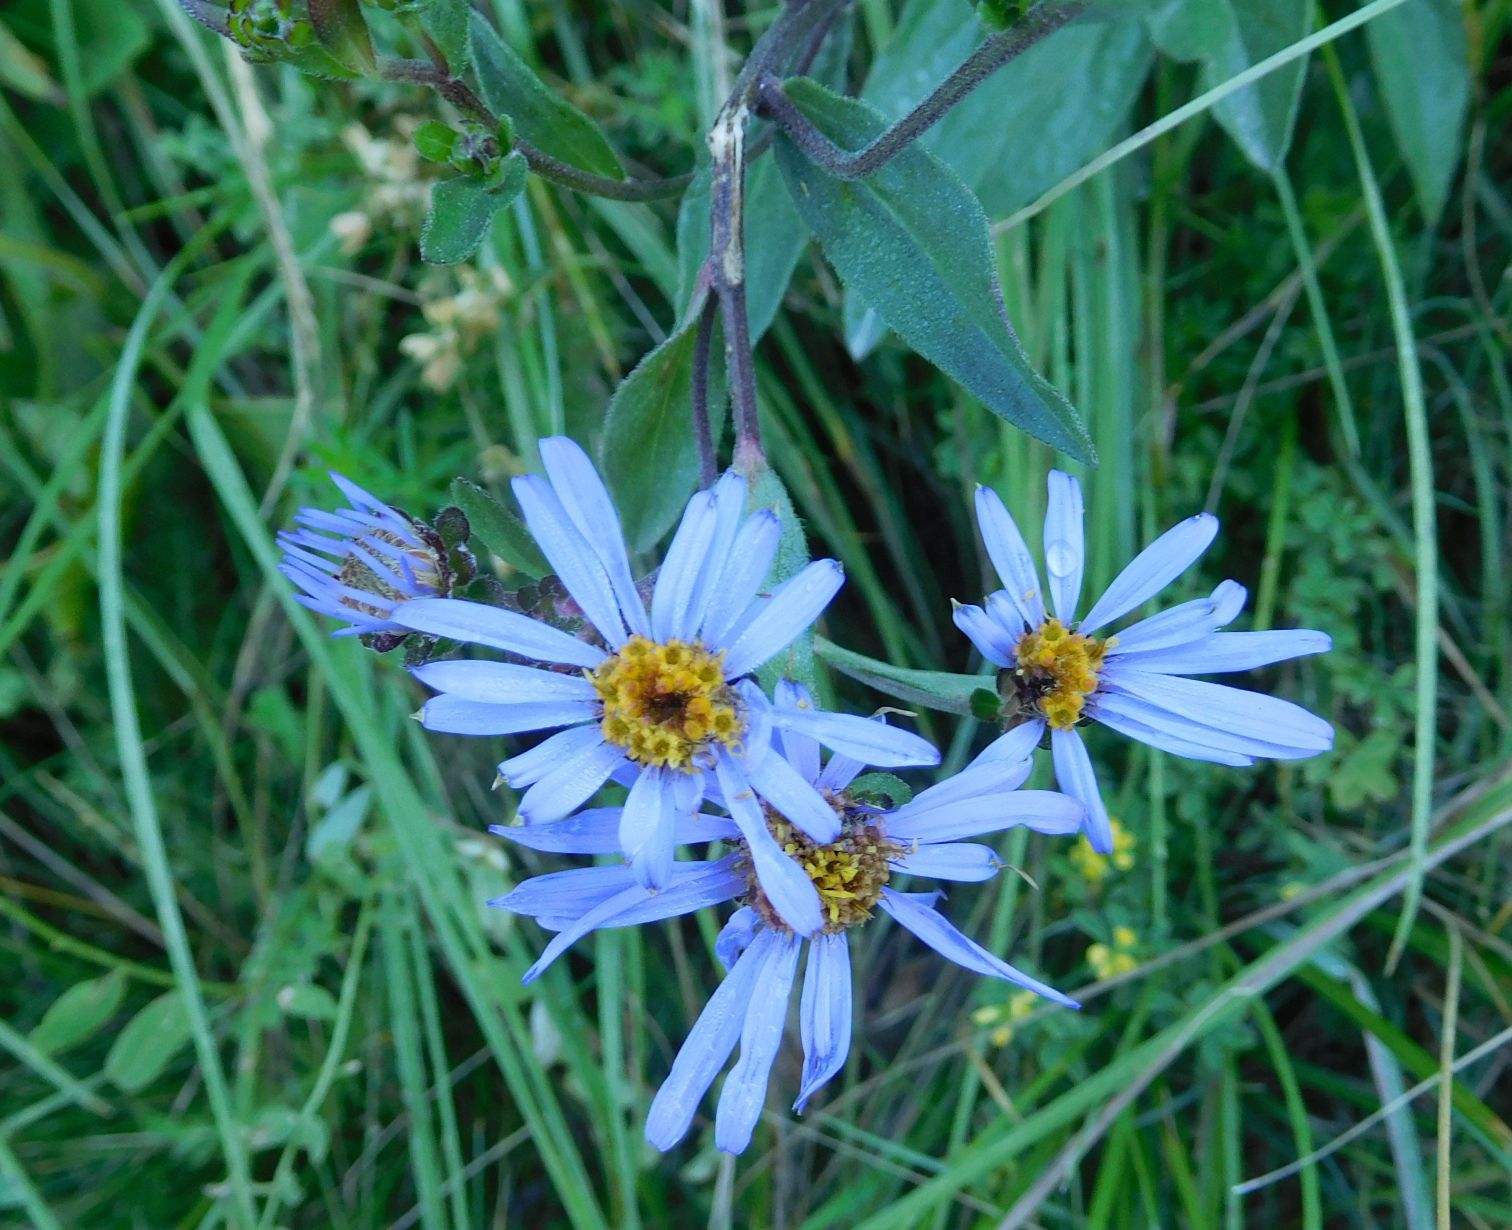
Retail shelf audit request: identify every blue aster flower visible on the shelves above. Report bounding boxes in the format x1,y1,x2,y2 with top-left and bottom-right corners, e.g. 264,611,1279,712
488,682,1083,1154
954,471,1333,854
391,437,937,892
277,473,455,643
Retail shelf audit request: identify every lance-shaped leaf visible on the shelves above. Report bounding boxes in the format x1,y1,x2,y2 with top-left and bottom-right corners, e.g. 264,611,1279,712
422,0,471,76
772,79,1094,462
308,0,374,73
1365,0,1469,224
449,478,549,578
469,11,623,180
419,153,527,265
600,305,728,553
815,636,986,716
1144,0,1312,172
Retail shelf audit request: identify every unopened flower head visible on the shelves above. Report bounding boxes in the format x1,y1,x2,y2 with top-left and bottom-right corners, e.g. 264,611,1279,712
394,437,877,892
277,474,469,651
487,682,1085,1155
955,471,1333,854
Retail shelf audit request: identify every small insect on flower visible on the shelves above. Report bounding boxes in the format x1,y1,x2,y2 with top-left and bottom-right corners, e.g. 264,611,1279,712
277,474,470,653
392,437,935,893
487,683,1085,1155
955,471,1333,854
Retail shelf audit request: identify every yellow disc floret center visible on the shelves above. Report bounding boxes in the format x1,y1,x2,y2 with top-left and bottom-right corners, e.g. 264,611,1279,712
1013,618,1113,731
742,805,902,935
590,635,742,772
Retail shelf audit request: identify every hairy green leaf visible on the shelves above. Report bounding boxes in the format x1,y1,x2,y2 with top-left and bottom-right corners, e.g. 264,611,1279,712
448,477,549,578
815,636,986,715
422,0,471,76
600,309,727,553
773,79,1094,461
1364,0,1469,223
419,155,526,265
469,12,623,180
307,0,374,73
105,991,193,1093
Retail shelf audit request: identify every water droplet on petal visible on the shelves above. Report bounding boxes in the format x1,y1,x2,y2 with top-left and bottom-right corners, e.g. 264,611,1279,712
1045,539,1077,579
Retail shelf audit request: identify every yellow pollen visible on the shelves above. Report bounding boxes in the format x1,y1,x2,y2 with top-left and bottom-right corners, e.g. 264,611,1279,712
742,806,901,935
1013,618,1113,731
590,635,742,772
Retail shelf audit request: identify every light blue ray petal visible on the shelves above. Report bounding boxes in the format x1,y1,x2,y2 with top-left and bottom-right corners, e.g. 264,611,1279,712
974,485,1044,627
523,883,649,983
327,471,388,512
491,863,635,919
721,559,844,679
1050,727,1112,853
513,474,629,648
972,721,1045,768
1078,513,1219,636
581,856,744,933
891,842,1001,882
497,724,604,788
879,890,1079,1009
887,789,1084,843
619,767,676,890
684,471,748,636
417,696,597,736
715,932,802,1153
490,809,737,854
1109,629,1331,676
747,749,841,843
411,658,596,705
700,510,780,646
645,929,775,1152
1092,698,1256,766
773,708,938,769
392,597,605,668
815,752,866,793
517,739,624,822
716,906,762,971
1105,670,1334,757
715,754,822,937
1043,470,1085,623
651,490,718,642
1107,580,1248,654
539,436,649,636
773,679,821,784
1096,691,1300,762
795,934,852,1112
951,600,1017,668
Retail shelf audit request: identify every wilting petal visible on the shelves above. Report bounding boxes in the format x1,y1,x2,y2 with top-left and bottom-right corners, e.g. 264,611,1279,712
795,934,853,1112
714,932,802,1153
645,929,776,1151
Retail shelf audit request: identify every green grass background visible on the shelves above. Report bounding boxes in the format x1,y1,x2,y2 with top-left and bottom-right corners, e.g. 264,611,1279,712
1,1,1510,1226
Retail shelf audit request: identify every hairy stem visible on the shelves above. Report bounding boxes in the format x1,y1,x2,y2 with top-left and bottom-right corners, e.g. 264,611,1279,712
691,294,719,485
754,1,1085,180
379,59,693,201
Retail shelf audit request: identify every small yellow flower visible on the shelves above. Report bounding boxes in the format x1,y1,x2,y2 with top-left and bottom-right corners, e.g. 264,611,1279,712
1069,816,1136,883
1087,926,1139,979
